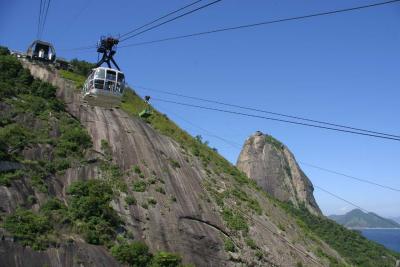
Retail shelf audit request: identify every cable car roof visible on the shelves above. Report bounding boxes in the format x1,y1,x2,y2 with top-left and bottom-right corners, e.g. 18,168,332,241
32,40,53,46
92,66,124,74
28,40,55,50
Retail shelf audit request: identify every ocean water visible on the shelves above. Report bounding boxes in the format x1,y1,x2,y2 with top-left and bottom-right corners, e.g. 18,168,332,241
360,228,400,253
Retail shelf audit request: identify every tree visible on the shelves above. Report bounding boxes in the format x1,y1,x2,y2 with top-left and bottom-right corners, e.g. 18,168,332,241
0,46,10,55
111,242,153,267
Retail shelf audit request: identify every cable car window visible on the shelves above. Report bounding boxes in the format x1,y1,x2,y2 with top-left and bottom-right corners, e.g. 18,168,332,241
94,79,104,89
120,85,125,94
95,69,105,79
106,70,117,81
105,81,115,91
117,73,125,82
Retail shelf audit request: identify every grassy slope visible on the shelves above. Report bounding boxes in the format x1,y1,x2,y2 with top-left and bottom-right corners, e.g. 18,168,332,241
59,69,86,88
57,68,399,267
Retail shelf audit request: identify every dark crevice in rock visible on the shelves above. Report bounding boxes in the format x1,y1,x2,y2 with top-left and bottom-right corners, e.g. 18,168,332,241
179,216,231,239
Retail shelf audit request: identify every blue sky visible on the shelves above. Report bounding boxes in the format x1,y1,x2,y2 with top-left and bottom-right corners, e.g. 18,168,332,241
1,0,399,217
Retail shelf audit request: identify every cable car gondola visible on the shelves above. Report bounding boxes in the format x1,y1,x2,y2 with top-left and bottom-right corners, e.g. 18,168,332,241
82,67,125,107
26,40,56,62
82,37,125,107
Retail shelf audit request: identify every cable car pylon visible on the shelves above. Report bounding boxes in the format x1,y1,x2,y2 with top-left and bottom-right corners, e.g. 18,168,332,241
96,37,121,70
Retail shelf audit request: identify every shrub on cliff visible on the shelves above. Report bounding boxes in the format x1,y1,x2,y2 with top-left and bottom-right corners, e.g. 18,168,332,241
111,241,153,267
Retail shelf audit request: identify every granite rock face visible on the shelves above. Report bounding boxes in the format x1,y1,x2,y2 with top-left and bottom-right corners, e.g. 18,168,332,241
237,131,321,215
0,61,346,266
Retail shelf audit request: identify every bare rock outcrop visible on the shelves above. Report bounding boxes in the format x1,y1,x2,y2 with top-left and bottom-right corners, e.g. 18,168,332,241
237,131,321,215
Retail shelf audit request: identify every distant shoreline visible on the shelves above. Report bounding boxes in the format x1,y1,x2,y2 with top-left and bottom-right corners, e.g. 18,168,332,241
349,227,400,230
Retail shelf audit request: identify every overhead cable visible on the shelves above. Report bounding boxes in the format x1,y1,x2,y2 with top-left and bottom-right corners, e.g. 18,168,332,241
300,162,400,192
136,85,400,139
119,0,205,39
62,0,400,52
119,0,223,42
39,0,51,38
37,0,44,39
151,98,400,141
119,0,400,48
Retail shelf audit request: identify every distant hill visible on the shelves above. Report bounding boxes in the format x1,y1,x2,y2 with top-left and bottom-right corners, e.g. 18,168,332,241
390,217,400,224
329,209,400,229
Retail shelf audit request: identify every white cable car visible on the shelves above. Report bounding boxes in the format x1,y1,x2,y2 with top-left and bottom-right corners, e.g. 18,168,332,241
81,37,125,107
82,67,125,107
26,40,56,62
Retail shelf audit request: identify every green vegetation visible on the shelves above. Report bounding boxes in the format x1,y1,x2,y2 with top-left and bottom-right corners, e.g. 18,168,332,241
278,223,286,231
0,170,24,186
265,135,284,150
155,186,166,195
69,59,95,76
281,203,400,267
147,197,157,206
125,195,137,205
101,139,112,161
0,52,33,99
27,195,37,205
98,139,127,192
133,180,147,192
245,237,258,250
59,69,86,88
3,208,53,250
133,165,142,174
0,124,32,160
222,208,248,232
169,159,181,169
152,251,182,267
0,51,91,190
59,58,95,88
231,188,262,215
315,248,344,267
3,197,68,250
99,161,127,192
255,250,263,260
0,45,10,55
111,241,153,267
67,180,120,245
54,115,92,163
111,242,183,267
224,238,235,252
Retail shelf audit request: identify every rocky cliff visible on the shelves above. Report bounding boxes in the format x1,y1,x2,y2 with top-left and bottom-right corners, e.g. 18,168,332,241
1,55,397,267
0,59,345,267
237,131,321,215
